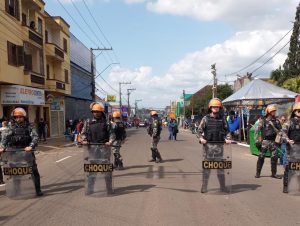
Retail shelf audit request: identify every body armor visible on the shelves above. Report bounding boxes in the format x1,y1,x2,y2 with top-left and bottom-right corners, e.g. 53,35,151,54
87,119,109,143
205,116,225,142
289,118,300,142
263,117,280,140
114,121,125,140
10,123,32,147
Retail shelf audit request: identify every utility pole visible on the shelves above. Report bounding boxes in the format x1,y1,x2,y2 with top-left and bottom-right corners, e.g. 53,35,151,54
135,99,142,117
90,47,113,101
127,88,136,117
183,89,186,127
119,82,131,114
211,63,217,98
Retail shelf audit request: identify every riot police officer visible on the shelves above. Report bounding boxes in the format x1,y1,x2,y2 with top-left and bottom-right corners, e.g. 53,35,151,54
111,111,126,170
0,108,43,196
282,102,300,193
81,103,115,194
255,104,282,179
147,111,162,163
198,98,231,193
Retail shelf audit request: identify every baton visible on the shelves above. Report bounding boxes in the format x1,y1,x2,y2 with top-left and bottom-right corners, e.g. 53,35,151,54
199,140,237,144
85,142,121,148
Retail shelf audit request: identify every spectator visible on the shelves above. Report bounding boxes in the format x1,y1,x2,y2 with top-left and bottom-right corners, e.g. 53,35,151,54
0,121,9,184
278,115,288,167
168,119,175,140
38,118,46,142
173,119,179,141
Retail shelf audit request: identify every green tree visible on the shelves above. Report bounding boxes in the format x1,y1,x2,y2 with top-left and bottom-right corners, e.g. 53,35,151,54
282,77,300,93
271,3,300,89
186,84,233,118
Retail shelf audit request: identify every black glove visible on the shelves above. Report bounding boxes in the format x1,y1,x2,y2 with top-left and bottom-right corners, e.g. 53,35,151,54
255,142,262,149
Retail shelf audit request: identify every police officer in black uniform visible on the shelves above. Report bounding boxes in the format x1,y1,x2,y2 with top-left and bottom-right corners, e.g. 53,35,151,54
255,104,282,179
0,107,43,196
282,102,300,193
81,103,115,194
111,111,126,170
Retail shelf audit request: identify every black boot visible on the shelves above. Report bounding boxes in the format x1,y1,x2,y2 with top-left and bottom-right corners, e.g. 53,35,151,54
155,150,163,163
255,157,264,178
271,157,282,179
201,169,210,193
217,172,228,193
283,166,289,193
149,148,156,162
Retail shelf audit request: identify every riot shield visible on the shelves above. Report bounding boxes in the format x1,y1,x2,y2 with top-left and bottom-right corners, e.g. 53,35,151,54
201,142,232,194
2,149,36,199
287,143,300,196
84,144,114,197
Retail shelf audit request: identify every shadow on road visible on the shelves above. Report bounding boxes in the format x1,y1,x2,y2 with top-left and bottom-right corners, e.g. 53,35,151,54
0,216,11,222
113,184,156,196
123,165,153,170
156,186,199,193
162,158,184,163
43,179,84,196
230,183,261,194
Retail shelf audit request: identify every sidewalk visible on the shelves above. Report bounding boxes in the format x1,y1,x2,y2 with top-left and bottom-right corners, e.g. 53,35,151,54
37,136,74,152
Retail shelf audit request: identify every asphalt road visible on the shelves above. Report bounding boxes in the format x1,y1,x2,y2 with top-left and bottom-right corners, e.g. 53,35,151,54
0,127,299,226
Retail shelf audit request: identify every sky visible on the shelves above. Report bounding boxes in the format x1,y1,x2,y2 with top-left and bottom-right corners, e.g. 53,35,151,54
45,0,299,108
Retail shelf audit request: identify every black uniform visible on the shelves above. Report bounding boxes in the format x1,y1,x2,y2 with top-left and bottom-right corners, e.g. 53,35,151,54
283,116,300,193
112,120,126,169
0,120,42,196
255,116,282,178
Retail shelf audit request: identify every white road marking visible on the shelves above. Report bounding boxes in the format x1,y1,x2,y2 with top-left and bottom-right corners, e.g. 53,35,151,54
55,156,72,163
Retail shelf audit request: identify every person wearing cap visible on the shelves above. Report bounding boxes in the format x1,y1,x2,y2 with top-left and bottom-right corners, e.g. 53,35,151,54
255,104,282,179
198,98,231,193
282,102,300,193
80,103,115,194
0,108,43,196
147,111,163,163
111,111,126,170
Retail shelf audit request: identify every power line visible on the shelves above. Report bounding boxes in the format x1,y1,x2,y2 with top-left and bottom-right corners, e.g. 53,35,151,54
224,27,293,77
252,40,291,75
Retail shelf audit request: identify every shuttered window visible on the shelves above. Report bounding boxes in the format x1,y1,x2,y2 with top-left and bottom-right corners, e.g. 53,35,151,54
5,0,20,20
64,69,69,83
7,41,24,67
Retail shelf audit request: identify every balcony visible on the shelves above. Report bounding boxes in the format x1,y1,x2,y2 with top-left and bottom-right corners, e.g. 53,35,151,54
22,26,43,47
46,79,70,95
45,42,64,62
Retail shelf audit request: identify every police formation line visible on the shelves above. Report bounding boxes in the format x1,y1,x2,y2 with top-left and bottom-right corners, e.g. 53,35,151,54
0,100,299,197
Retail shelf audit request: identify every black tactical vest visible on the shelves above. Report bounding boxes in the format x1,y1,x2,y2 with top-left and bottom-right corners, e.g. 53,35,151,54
205,115,225,142
114,121,125,140
289,118,300,142
87,119,109,143
10,122,32,147
263,117,279,140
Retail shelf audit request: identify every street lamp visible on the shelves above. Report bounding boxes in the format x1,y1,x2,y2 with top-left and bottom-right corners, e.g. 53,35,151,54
95,62,119,79
127,88,136,117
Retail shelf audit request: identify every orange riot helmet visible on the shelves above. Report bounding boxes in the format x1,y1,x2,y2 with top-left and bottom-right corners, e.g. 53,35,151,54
208,98,222,108
11,107,27,117
292,102,300,112
150,111,158,116
90,102,104,112
266,104,277,114
112,111,121,118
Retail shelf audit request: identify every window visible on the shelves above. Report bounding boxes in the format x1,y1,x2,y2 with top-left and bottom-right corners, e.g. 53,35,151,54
63,38,67,53
22,13,26,26
46,64,50,79
64,69,69,83
7,41,23,66
5,0,19,20
38,18,43,34
39,50,44,75
45,30,48,43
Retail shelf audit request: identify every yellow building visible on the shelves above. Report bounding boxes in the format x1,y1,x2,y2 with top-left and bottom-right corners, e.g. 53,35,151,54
0,0,70,137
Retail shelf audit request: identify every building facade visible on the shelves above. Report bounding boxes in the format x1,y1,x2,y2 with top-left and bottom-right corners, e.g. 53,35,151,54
0,0,70,137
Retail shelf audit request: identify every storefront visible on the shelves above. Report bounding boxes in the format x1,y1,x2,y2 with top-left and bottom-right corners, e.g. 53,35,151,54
0,85,45,124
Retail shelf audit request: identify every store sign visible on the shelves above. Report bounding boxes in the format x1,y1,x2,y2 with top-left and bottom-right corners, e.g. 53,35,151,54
1,85,45,105
106,95,116,102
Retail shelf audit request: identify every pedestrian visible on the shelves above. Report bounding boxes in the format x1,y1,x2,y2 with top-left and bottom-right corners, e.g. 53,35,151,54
0,108,43,196
173,119,178,141
282,102,300,193
81,103,115,195
168,119,175,140
255,104,282,179
198,98,231,193
74,119,84,145
278,115,288,167
147,111,163,163
38,118,46,142
111,111,126,170
0,120,9,184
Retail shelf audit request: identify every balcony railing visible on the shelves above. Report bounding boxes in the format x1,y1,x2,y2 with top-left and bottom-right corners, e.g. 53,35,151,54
46,42,64,61
28,29,43,46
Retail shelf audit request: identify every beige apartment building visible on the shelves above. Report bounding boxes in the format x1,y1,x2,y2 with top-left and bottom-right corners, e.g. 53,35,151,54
0,0,70,136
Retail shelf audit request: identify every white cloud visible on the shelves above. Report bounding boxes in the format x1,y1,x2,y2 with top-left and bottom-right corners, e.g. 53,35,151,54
99,29,290,107
124,0,298,30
